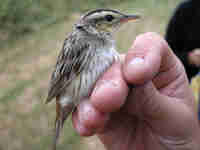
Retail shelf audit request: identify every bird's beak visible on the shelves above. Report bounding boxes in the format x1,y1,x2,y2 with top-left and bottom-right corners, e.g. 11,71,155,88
120,14,141,23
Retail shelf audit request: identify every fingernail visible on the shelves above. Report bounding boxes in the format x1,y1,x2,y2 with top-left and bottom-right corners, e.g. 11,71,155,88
93,80,118,94
93,80,106,94
129,57,144,66
77,105,95,136
125,57,145,80
77,122,94,136
76,122,87,134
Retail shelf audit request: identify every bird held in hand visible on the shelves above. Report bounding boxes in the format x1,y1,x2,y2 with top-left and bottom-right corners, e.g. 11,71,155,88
46,9,140,149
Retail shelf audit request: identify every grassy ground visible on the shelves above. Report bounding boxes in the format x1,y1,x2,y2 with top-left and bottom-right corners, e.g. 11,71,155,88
2,0,199,150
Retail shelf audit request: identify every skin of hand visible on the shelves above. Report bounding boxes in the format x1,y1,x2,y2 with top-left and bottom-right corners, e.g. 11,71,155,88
188,48,200,67
72,32,200,150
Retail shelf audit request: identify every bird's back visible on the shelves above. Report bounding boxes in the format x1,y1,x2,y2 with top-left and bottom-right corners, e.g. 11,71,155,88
46,31,90,103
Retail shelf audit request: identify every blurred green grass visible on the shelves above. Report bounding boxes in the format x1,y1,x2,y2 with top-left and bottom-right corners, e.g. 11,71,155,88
0,0,183,47
0,0,139,46
1,0,200,150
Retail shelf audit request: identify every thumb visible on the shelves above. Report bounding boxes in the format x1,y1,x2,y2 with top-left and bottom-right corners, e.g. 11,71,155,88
123,32,197,137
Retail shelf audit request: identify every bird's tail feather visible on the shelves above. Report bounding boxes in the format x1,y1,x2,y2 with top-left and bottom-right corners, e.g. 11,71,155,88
53,101,74,150
53,118,62,150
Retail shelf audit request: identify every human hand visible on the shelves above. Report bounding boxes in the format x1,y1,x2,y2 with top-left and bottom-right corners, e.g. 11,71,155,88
72,32,200,150
188,48,200,67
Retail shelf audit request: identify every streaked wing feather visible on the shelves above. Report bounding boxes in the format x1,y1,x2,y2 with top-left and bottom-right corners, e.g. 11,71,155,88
46,34,90,103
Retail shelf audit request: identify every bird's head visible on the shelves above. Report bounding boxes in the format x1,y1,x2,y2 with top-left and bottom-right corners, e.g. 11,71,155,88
75,9,140,36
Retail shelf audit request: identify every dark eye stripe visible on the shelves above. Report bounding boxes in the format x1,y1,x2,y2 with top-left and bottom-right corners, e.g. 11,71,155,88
105,15,114,22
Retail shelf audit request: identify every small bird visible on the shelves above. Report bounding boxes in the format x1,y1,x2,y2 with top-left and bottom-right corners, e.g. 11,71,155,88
46,9,140,149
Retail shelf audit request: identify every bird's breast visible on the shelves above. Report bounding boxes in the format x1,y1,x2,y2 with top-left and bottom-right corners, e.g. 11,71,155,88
63,46,119,106
78,46,119,98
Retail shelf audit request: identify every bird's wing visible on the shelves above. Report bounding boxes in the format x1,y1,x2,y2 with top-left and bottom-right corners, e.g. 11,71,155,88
46,34,90,103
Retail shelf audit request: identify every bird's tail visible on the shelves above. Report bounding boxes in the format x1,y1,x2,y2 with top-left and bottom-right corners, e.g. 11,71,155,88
53,101,74,150
54,117,62,150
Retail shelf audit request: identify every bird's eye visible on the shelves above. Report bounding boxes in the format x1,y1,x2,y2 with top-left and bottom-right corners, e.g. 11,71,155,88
105,15,114,22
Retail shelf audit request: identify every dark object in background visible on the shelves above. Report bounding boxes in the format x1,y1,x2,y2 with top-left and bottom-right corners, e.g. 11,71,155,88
198,71,200,118
165,0,200,81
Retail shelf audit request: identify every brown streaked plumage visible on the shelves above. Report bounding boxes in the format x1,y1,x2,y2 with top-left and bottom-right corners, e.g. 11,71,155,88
46,9,140,150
